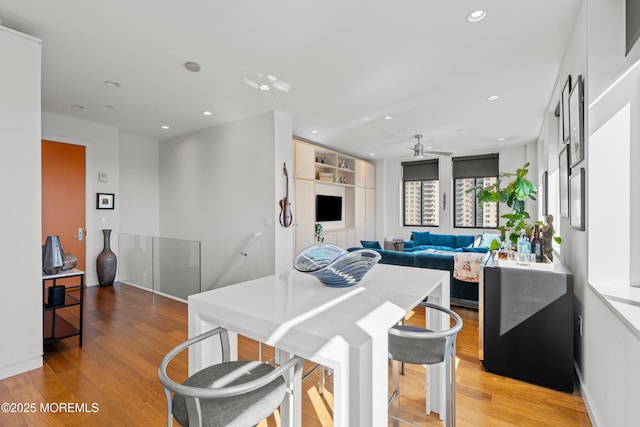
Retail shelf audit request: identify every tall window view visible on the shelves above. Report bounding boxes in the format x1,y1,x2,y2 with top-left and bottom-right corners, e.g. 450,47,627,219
402,159,439,227
454,177,498,228
452,154,500,229
404,180,440,226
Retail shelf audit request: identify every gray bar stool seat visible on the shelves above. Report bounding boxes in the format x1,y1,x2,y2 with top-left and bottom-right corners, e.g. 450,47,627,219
158,327,303,427
388,302,463,427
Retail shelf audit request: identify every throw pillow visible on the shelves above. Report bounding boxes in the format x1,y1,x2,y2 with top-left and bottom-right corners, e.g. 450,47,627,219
479,233,501,248
360,240,382,249
411,231,432,246
473,234,482,248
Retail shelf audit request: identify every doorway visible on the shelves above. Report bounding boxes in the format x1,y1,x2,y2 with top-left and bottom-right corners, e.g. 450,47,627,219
41,140,86,274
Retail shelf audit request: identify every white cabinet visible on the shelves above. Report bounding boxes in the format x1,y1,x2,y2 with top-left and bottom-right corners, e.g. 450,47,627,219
294,140,315,180
294,179,315,251
365,188,376,240
292,139,374,254
355,187,366,243
366,162,376,189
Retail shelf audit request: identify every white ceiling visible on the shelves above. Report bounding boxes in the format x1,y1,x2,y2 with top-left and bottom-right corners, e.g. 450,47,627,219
0,0,580,160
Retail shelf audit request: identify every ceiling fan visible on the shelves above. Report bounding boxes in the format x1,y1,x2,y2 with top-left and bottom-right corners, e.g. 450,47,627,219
398,134,453,159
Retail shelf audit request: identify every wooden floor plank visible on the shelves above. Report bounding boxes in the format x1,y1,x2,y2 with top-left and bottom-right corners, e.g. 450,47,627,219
0,283,590,426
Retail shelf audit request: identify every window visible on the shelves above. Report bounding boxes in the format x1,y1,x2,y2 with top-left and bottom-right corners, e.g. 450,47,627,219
452,154,499,228
402,159,439,226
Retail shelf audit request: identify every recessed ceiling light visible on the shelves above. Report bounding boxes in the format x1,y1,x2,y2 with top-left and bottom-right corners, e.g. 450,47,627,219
70,104,84,109
104,80,121,88
311,130,319,134
384,115,393,120
498,137,505,141
106,105,114,109
161,125,170,130
203,111,212,116
259,84,270,91
467,10,487,23
369,153,375,156
488,95,500,101
185,61,201,72
426,146,433,150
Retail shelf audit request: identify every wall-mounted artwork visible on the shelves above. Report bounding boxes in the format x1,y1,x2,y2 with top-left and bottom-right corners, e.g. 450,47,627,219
569,75,584,167
559,145,570,217
96,193,115,209
570,168,584,231
561,76,572,142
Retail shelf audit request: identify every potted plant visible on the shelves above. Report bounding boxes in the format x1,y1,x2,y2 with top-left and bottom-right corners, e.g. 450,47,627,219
469,162,555,250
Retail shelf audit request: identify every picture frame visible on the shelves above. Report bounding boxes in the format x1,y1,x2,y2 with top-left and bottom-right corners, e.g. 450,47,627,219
559,145,570,217
96,193,115,209
570,168,584,230
569,75,584,167
561,75,572,142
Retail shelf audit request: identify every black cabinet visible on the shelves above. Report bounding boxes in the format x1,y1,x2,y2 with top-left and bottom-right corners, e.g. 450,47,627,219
43,269,84,347
479,256,574,392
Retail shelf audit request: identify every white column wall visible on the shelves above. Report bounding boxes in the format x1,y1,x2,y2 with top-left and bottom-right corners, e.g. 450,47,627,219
159,111,280,291
0,26,43,379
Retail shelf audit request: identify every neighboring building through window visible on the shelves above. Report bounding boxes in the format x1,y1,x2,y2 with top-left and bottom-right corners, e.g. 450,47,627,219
452,154,499,228
402,159,439,226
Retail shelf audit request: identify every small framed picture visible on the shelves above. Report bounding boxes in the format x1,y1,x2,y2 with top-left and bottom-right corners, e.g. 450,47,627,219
96,193,115,209
561,75,572,143
559,145,570,217
569,75,584,167
570,168,584,231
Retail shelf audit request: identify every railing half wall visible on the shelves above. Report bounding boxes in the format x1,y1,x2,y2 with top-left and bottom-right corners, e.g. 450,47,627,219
118,233,201,301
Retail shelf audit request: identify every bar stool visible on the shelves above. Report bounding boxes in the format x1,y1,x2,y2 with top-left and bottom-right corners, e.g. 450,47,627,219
158,327,303,427
388,302,463,427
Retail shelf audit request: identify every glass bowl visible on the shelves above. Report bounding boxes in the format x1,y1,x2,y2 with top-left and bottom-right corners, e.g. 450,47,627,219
293,244,381,287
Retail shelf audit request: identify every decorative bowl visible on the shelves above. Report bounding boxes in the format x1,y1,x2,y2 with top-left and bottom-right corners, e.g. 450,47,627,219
293,244,381,287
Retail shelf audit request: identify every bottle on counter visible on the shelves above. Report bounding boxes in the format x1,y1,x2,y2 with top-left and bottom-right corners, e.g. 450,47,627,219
518,229,531,254
531,224,543,262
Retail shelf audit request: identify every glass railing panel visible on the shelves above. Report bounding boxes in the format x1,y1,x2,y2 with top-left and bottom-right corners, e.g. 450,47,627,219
118,233,201,301
155,236,201,300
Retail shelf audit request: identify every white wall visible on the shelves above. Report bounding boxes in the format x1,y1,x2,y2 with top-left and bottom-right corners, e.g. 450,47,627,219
380,145,529,242
42,113,120,286
0,26,43,379
536,1,640,425
159,111,289,291
119,133,160,236
273,111,294,274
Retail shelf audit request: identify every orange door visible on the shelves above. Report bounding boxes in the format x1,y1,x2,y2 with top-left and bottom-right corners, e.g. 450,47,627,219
42,140,86,273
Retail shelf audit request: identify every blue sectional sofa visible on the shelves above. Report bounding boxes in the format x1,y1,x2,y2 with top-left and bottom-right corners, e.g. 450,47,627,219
357,231,498,308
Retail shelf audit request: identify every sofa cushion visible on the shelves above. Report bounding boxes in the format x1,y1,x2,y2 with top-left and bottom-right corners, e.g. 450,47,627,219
360,240,382,249
404,245,461,252
430,234,456,248
462,247,489,253
455,235,475,248
411,231,432,246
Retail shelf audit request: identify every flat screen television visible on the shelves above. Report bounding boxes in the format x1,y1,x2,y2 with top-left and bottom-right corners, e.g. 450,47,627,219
316,195,342,222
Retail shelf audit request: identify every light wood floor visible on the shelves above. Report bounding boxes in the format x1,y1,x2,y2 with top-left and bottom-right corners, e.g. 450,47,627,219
0,283,591,426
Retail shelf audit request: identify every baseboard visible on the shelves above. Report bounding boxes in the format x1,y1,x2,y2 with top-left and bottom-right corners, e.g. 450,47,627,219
574,361,599,427
450,297,478,309
0,356,42,380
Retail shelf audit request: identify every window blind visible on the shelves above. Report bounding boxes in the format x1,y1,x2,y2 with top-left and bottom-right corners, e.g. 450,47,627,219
401,159,439,181
452,154,499,179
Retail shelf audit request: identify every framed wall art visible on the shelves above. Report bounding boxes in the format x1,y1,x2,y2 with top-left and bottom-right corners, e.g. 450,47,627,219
561,75,572,142
559,145,570,217
569,75,584,167
570,168,584,230
96,193,115,209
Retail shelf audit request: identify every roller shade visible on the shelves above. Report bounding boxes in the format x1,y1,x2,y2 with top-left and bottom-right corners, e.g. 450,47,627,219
452,154,499,178
402,159,439,181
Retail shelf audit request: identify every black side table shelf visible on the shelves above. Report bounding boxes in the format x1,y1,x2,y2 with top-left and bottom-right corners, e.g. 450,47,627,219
42,268,84,347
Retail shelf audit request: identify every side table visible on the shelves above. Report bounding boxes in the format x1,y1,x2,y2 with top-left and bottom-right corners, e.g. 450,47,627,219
42,268,85,347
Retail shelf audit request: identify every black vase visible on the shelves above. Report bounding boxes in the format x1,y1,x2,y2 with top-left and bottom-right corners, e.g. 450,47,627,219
97,229,117,286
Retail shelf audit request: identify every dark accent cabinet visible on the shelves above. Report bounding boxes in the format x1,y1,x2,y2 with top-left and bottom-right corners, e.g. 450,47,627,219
479,255,574,392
